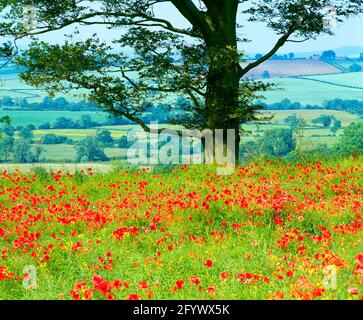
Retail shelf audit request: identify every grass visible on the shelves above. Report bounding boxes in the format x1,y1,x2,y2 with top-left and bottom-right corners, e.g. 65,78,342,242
0,157,361,300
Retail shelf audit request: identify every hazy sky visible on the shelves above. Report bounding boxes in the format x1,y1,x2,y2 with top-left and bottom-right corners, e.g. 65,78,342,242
19,2,363,55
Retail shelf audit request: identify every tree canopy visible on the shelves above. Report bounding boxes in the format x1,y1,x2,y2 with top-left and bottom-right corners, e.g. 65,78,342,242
0,0,361,161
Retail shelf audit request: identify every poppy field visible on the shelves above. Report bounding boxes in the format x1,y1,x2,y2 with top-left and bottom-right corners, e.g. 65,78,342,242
0,157,362,300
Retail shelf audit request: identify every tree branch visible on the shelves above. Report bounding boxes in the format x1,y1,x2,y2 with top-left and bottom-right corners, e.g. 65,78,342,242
170,0,213,41
11,11,200,39
240,27,296,76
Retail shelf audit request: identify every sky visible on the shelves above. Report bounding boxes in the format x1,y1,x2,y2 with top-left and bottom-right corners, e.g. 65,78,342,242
17,2,363,56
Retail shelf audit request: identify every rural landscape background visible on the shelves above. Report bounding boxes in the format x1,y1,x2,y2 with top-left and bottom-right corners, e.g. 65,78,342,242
0,0,362,302
1,49,363,167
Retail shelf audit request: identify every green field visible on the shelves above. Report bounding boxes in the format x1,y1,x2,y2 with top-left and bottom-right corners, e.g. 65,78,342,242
263,73,363,105
2,64,363,108
0,110,109,127
303,72,363,88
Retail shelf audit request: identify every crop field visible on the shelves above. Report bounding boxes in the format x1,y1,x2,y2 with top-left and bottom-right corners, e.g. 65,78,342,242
242,60,341,78
0,158,361,300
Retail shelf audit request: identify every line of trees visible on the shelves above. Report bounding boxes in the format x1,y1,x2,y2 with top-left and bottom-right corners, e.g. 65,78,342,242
0,96,98,111
261,98,363,116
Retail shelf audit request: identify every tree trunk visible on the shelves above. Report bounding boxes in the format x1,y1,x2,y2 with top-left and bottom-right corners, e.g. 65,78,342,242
203,1,241,165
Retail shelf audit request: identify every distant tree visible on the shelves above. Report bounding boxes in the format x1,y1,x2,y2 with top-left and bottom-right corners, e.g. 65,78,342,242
321,50,336,60
13,140,42,163
42,96,54,109
77,115,96,129
53,117,76,129
16,98,29,109
41,134,68,144
312,115,334,128
96,129,114,147
0,136,14,161
26,124,36,131
261,128,296,157
288,52,295,59
283,114,306,130
349,63,362,72
53,97,70,109
0,116,11,125
19,126,34,140
0,123,15,136
38,122,51,130
76,137,109,162
330,119,342,136
117,136,130,149
1,96,14,107
262,70,271,79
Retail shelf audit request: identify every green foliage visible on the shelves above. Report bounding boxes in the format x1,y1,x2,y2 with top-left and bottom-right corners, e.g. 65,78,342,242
283,114,306,130
0,115,11,125
321,50,336,60
1,0,359,138
13,140,42,163
0,123,15,136
260,128,296,157
330,119,342,135
348,63,362,72
41,134,68,145
334,122,363,155
76,137,109,162
0,135,14,161
19,126,34,140
96,129,114,147
311,115,335,128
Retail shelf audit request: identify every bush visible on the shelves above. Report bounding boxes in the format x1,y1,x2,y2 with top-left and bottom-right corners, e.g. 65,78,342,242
19,127,34,141
261,128,296,157
41,134,68,144
348,63,362,72
76,137,109,162
334,122,363,155
13,140,42,163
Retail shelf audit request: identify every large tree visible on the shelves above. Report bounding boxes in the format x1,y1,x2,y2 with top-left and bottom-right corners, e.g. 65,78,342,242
0,0,361,163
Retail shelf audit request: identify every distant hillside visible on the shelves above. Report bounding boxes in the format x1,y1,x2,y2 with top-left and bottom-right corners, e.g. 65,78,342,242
241,60,341,78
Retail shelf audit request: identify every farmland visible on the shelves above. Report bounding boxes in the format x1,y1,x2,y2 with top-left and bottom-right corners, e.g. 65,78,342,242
0,63,362,164
242,60,341,78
